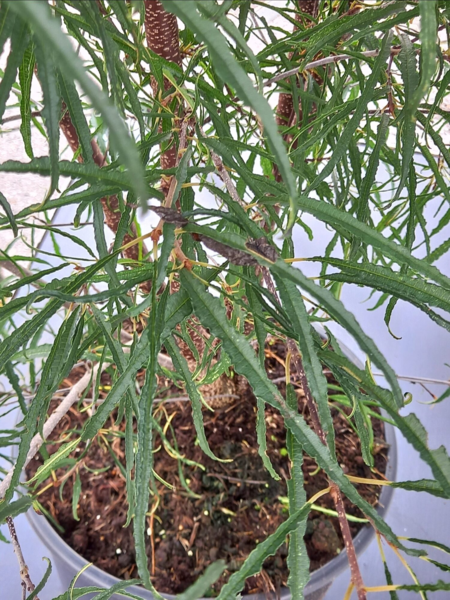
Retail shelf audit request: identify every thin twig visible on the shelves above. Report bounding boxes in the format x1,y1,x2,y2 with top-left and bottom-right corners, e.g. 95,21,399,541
264,48,403,87
371,372,450,386
1,111,41,124
6,516,39,600
199,126,246,207
206,472,268,486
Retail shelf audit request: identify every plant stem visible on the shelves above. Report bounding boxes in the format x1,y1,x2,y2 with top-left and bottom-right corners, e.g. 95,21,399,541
58,105,148,265
6,516,39,600
265,49,403,87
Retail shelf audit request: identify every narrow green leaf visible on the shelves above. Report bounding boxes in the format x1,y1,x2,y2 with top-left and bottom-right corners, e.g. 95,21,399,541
307,32,392,192
92,200,122,290
18,41,35,159
0,14,30,122
90,580,143,600
29,439,79,486
26,558,52,600
353,396,374,468
256,397,280,480
177,561,226,600
156,223,175,290
0,495,33,522
198,1,263,90
286,384,309,600
57,69,93,164
390,479,446,498
419,143,450,206
123,397,136,528
398,582,450,593
72,472,82,521
161,289,193,341
425,69,450,134
350,113,389,257
80,337,149,441
7,0,148,203
134,278,163,591
0,158,133,189
406,537,450,556
33,38,60,195
0,191,18,237
165,336,223,463
4,361,27,414
274,275,335,452
218,503,311,600
0,4,14,58
399,33,419,108
116,58,146,141
410,1,437,115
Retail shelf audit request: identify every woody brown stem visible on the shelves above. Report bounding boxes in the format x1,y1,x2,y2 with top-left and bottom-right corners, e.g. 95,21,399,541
59,104,148,265
262,268,366,600
144,0,183,198
273,0,319,182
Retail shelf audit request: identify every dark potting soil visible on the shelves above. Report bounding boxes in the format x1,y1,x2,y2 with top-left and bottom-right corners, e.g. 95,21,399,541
26,339,389,596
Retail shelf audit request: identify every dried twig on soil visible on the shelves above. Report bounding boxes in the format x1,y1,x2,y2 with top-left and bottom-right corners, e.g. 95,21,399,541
0,364,104,500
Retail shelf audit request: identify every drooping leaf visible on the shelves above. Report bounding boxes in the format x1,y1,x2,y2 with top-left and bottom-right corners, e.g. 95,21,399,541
0,191,18,237
7,0,149,203
218,502,311,600
274,274,335,453
18,40,35,159
0,495,33,522
0,12,30,122
162,0,299,230
286,384,309,600
34,36,61,195
165,337,223,463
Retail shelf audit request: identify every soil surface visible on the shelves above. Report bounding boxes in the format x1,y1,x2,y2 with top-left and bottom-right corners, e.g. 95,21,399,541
26,339,389,595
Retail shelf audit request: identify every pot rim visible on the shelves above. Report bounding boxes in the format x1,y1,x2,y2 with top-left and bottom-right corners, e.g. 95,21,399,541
22,335,397,599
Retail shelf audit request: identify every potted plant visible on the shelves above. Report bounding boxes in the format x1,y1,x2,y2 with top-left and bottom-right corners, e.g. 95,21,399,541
1,1,450,599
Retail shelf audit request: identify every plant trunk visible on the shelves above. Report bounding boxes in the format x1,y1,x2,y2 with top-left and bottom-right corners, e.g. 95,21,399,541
59,105,146,264
273,0,319,182
144,0,183,198
144,0,237,406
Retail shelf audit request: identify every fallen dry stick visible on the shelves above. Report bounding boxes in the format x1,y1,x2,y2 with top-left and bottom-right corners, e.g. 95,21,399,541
0,365,101,501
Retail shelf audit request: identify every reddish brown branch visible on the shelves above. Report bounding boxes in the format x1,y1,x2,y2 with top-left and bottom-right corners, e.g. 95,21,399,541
273,0,319,182
262,269,366,600
144,0,183,198
59,104,146,264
